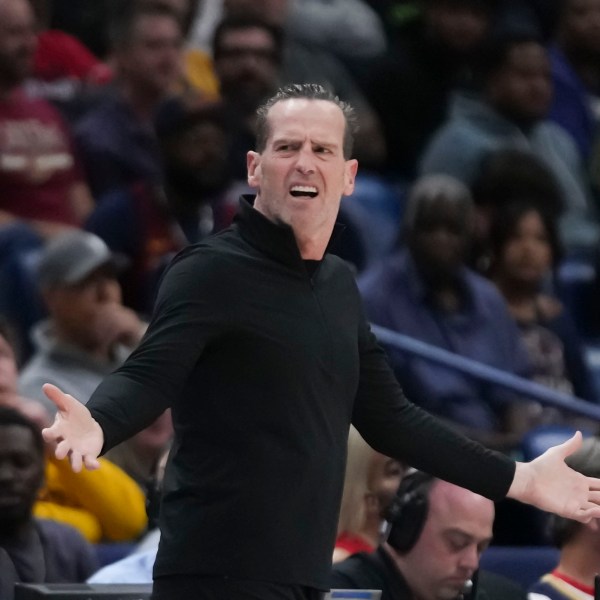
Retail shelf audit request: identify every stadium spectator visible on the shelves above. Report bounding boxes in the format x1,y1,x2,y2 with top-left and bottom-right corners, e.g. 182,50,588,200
19,231,146,409
24,0,112,113
334,426,406,563
546,0,600,165
210,16,282,180
362,0,496,181
0,406,98,600
18,231,173,487
86,99,235,313
280,0,387,64
469,149,564,274
489,201,598,406
358,174,530,448
133,0,219,98
419,32,600,253
0,0,94,231
74,3,183,197
219,0,386,169
332,470,527,600
0,289,148,545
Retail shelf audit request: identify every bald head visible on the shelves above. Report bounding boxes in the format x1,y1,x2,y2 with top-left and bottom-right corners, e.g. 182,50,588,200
392,480,494,600
0,0,36,90
429,479,495,529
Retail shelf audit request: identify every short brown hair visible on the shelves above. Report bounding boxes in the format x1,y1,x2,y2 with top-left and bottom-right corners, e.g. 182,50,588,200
255,83,358,159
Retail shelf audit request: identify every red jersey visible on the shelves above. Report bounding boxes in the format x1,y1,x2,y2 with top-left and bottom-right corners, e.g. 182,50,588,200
0,87,83,224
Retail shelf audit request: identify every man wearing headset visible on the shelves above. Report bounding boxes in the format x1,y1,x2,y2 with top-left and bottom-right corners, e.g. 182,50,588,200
331,471,526,600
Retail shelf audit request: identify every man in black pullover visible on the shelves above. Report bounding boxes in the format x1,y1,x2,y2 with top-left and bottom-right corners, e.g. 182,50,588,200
41,84,600,600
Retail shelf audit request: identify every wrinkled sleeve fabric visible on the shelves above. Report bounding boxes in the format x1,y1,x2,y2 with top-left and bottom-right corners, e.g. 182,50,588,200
87,247,227,451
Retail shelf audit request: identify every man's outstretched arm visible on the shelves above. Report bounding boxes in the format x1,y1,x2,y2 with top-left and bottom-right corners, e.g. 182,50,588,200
41,383,104,472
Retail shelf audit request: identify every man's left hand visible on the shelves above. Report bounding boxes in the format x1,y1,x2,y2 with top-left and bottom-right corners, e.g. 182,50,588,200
508,431,600,522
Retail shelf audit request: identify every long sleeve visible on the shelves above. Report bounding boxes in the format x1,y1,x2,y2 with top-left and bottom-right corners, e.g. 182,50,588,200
87,245,229,450
352,316,515,501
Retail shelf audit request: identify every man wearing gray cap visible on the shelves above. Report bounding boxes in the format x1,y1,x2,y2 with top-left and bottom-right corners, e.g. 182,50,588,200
18,231,146,417
20,230,173,487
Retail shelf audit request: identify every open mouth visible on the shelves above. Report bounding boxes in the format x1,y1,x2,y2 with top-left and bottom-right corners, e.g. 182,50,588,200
290,185,318,199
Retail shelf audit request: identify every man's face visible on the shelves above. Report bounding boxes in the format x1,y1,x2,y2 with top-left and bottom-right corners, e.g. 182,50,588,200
117,14,183,96
561,0,600,60
44,268,122,351
0,425,44,526
0,0,37,87
497,209,553,287
399,482,494,600
409,197,471,282
247,98,358,247
488,42,552,123
165,119,230,194
214,27,279,110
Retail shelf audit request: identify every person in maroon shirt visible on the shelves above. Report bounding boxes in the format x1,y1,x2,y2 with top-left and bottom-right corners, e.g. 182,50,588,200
0,0,96,356
0,0,94,236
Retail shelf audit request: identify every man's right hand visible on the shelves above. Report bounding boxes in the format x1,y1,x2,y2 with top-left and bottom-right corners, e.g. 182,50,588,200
41,383,104,472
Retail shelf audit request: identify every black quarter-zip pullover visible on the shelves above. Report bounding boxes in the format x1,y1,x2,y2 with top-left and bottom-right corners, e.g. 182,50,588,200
87,197,514,590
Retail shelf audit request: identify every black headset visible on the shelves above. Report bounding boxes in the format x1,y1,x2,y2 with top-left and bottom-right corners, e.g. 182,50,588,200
383,470,434,553
384,471,478,599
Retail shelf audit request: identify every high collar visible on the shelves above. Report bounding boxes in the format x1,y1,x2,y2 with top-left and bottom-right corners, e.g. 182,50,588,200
233,195,345,270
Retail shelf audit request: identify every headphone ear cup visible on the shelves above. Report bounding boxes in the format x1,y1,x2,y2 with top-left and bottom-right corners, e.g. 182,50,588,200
386,490,428,553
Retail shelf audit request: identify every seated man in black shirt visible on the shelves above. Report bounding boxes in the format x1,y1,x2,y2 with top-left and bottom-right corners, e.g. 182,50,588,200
0,407,98,600
332,471,526,600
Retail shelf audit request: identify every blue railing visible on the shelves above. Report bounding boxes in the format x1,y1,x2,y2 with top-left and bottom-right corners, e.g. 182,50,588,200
371,324,600,421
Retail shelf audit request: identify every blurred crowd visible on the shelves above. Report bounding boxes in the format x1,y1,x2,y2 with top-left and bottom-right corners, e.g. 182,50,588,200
2,0,600,597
